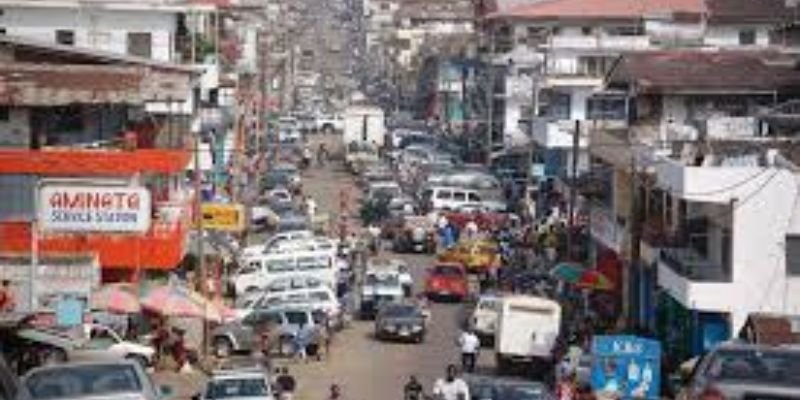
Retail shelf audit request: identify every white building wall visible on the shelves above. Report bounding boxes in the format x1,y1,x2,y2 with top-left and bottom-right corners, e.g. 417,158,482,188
704,25,771,48
728,169,797,332
1,7,176,61
0,108,30,148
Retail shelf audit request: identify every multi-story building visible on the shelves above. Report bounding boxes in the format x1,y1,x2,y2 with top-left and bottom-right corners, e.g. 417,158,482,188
482,0,796,182
0,35,197,283
589,49,800,359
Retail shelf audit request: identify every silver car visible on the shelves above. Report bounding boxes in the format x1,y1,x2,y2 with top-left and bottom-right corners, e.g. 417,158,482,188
212,306,324,358
198,366,274,400
679,342,800,400
17,360,167,400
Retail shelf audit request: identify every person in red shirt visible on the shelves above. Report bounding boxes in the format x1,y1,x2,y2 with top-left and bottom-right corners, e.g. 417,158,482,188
0,280,16,312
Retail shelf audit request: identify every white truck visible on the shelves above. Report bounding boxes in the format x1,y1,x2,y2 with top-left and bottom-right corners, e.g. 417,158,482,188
495,295,562,374
343,105,385,172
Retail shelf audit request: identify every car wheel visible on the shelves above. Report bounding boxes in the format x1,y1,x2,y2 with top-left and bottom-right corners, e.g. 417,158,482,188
126,354,149,369
213,337,234,358
415,334,425,344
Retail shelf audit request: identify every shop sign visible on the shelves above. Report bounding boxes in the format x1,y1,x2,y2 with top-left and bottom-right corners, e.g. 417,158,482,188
591,335,662,400
201,203,245,232
39,185,151,233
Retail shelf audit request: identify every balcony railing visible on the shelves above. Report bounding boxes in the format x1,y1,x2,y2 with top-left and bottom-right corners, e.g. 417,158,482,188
660,247,731,282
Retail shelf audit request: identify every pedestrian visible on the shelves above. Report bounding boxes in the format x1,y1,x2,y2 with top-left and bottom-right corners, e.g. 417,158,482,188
556,372,577,400
302,146,312,169
457,330,480,373
292,324,309,362
317,143,328,167
328,384,342,400
0,280,16,312
275,367,296,400
404,375,424,400
432,364,470,400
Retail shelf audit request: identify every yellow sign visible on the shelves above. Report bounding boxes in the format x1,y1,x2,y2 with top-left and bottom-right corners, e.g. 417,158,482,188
201,203,245,232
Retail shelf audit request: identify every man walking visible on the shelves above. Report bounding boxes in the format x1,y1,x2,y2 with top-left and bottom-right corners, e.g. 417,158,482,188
432,364,470,400
275,367,296,400
457,330,480,373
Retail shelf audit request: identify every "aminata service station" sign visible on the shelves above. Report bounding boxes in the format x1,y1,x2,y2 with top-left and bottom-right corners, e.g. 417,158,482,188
38,185,152,233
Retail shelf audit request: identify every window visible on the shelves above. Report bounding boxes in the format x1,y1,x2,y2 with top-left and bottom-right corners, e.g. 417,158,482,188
0,107,8,122
739,29,756,45
586,96,627,120
453,191,466,201
551,27,561,35
468,193,480,202
0,28,6,36
55,30,75,45
435,190,451,200
581,27,593,36
380,2,390,10
285,311,309,325
786,235,800,276
127,32,152,58
605,25,643,36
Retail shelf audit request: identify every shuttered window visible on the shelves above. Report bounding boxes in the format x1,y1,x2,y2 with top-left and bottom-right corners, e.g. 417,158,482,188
0,175,35,221
785,235,800,276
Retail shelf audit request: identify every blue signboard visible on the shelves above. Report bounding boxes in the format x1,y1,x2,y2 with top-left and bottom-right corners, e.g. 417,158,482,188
56,297,84,327
591,335,661,399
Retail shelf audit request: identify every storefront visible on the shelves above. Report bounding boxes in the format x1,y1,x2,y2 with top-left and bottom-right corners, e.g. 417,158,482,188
656,292,731,364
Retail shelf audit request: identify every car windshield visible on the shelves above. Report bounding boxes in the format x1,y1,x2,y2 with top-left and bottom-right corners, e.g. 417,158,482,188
707,349,800,386
433,265,463,276
366,273,399,286
25,364,142,400
206,378,269,399
382,304,419,318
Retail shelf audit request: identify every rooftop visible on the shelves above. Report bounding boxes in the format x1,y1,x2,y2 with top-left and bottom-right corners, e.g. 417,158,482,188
705,0,797,23
485,0,705,21
0,0,219,11
608,50,800,94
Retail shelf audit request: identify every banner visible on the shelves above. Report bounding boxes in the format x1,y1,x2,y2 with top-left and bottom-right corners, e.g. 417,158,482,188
39,185,151,233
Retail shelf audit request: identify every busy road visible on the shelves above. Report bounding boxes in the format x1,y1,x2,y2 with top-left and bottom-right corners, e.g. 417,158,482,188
250,136,495,400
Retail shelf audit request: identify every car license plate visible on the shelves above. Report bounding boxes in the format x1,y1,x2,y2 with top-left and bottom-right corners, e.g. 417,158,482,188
399,327,410,336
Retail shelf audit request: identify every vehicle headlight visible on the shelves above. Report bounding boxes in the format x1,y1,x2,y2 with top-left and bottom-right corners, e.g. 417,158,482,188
383,324,397,332
411,325,422,332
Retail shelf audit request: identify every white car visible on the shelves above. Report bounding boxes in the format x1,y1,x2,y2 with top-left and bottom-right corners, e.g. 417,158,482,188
82,324,156,367
469,294,502,341
201,368,274,400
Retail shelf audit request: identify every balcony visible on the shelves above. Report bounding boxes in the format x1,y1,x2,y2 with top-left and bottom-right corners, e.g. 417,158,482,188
531,118,589,149
657,248,735,311
547,35,650,51
654,160,767,203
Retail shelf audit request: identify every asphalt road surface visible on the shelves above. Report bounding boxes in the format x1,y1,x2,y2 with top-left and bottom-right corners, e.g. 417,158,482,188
286,135,495,400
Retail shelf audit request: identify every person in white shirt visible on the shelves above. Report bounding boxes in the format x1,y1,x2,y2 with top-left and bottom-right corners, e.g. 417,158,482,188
433,364,470,400
464,220,479,240
457,330,481,373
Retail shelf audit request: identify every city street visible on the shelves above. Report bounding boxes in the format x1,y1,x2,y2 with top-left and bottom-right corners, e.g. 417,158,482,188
268,136,494,400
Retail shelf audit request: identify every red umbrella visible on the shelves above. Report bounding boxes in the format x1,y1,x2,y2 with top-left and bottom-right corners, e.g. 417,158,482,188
575,269,614,291
141,285,209,320
91,284,140,314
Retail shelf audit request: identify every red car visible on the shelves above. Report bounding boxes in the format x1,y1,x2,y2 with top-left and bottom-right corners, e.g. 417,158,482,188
425,263,469,302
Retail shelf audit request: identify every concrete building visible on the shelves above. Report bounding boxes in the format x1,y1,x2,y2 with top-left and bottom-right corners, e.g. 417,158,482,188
589,49,800,360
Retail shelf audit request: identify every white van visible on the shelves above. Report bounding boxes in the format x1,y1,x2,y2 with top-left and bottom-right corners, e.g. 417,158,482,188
267,236,337,255
234,286,340,321
470,294,502,341
494,295,561,373
233,250,336,296
422,186,506,212
239,230,314,260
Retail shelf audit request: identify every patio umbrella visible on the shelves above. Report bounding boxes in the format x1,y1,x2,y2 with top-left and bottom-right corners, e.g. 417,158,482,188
550,262,586,283
575,269,614,291
141,285,211,321
91,284,141,314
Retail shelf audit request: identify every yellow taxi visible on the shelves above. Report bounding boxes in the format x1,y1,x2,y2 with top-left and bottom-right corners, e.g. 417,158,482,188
437,239,501,273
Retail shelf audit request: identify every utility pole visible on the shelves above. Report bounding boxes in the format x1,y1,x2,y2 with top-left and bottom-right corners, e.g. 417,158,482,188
193,103,208,356
567,119,580,260
486,25,495,164
627,147,642,328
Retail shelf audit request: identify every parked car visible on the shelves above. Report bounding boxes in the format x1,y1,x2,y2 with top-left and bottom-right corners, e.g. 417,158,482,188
14,325,155,368
374,303,427,343
424,263,469,302
17,360,167,400
211,306,325,358
234,286,341,324
198,366,275,400
677,342,800,400
240,230,314,260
